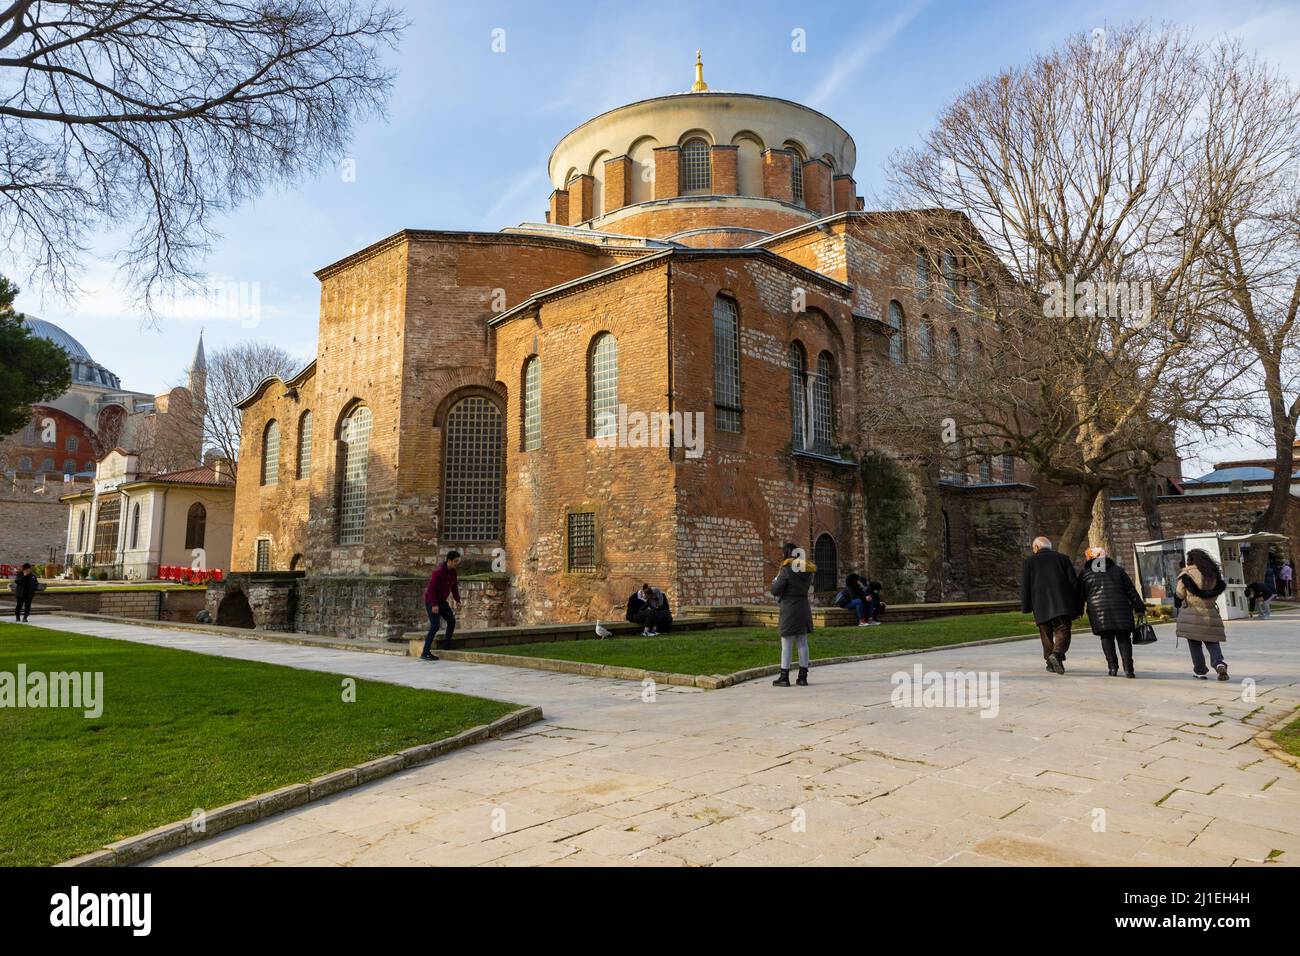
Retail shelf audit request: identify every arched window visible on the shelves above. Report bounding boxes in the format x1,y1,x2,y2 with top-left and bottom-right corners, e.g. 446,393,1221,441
589,333,618,439
946,329,961,385
185,502,206,550
887,301,907,365
943,253,959,307
443,395,504,541
18,456,31,471
296,411,313,479
791,160,804,205
42,457,54,472
918,319,933,362
62,459,76,473
129,502,140,550
522,357,541,451
814,534,838,592
65,436,78,451
788,342,807,450
76,510,86,552
813,352,837,451
338,405,372,544
681,138,711,192
713,295,741,433
979,456,993,483
261,420,280,486
916,251,931,298
1001,451,1016,483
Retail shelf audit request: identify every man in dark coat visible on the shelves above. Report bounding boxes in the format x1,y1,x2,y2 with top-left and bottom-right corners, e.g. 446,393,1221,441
420,550,462,661
12,563,38,622
1076,548,1145,677
1020,537,1078,674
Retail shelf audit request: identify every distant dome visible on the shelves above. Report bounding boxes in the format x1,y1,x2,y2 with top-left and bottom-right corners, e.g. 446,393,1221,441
21,316,120,389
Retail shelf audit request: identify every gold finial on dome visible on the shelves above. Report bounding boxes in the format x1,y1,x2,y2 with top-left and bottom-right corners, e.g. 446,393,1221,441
691,49,708,92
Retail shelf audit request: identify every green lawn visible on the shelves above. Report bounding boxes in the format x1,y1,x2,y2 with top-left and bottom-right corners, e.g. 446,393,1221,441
475,610,1042,675
0,622,519,866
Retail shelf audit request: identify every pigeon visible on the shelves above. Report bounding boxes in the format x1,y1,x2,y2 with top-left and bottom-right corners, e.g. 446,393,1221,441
595,620,613,639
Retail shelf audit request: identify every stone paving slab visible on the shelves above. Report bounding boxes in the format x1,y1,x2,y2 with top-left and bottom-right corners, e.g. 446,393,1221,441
24,611,1300,867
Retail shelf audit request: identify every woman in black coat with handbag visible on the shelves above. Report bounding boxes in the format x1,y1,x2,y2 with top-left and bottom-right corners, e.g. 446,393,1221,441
1076,548,1146,678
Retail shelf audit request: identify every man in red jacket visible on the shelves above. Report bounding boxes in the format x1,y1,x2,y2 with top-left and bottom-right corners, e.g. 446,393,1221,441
420,550,463,661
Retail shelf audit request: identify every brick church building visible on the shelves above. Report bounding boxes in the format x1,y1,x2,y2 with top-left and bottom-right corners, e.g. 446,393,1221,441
227,57,1059,640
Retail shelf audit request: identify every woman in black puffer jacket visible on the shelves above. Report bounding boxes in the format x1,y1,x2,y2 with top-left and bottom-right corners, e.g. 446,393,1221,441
1075,548,1146,678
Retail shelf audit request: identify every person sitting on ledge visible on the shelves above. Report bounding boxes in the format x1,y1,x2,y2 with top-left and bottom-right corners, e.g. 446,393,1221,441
626,583,672,636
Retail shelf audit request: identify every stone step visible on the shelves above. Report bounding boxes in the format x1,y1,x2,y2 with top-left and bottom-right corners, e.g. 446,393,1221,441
403,615,716,655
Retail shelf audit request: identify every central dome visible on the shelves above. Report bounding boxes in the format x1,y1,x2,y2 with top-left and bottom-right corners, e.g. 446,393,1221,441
542,57,861,247
22,316,122,389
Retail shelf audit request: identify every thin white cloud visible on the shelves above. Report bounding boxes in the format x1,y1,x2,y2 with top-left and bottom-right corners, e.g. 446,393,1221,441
482,166,548,225
807,0,931,108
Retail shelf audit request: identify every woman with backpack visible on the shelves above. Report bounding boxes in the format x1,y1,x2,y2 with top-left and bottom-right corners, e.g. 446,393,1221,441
1075,547,1146,678
1175,549,1229,681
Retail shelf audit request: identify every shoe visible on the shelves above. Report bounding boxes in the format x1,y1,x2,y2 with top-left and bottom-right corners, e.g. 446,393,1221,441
1107,668,1118,677
857,621,870,627
1194,673,1208,680
1047,654,1065,674
1215,662,1229,681
1125,670,1136,679
419,653,438,661
796,667,809,686
772,670,791,687
649,629,659,637
868,620,882,626
1045,661,1054,672
641,628,651,636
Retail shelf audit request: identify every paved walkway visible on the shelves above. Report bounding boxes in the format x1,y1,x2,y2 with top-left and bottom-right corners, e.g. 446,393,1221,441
39,612,1300,867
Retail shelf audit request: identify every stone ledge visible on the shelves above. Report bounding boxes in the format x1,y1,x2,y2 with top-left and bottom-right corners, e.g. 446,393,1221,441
429,631,1043,691
55,704,544,867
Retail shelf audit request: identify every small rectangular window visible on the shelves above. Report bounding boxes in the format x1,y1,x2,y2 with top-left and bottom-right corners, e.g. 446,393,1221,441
255,539,270,572
567,512,596,572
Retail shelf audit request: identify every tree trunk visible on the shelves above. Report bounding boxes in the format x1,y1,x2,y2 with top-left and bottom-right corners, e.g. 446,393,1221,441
1131,474,1164,540
1088,491,1113,553
1058,482,1101,559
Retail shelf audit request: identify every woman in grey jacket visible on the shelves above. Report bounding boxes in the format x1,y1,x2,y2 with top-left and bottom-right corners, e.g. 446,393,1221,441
770,542,816,687
1175,549,1229,681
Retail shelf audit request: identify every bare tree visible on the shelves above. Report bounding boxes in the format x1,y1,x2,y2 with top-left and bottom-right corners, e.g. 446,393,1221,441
881,24,1261,557
0,1,405,305
194,341,299,478
1197,42,1300,579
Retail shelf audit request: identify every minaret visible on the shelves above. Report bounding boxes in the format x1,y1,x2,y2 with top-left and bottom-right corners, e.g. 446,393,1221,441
188,330,207,408
691,50,708,93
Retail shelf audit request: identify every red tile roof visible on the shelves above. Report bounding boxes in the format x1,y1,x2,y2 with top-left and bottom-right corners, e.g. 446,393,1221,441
129,465,233,488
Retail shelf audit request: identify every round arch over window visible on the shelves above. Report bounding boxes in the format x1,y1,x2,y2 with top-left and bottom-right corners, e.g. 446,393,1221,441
589,333,618,439
261,420,280,486
442,395,504,542
338,404,372,545
813,534,838,592
681,138,711,193
185,502,206,550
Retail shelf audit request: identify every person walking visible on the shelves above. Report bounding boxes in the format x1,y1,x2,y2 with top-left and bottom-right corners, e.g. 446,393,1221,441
1075,548,1145,678
12,563,38,622
1020,536,1078,674
1175,549,1229,681
1279,560,1293,598
420,550,462,661
770,542,815,687
1245,581,1275,620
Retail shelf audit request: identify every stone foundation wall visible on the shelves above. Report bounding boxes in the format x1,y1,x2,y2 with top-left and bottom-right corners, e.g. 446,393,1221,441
206,572,303,631
294,574,511,642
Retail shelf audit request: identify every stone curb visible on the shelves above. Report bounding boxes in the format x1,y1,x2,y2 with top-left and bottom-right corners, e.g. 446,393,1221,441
1252,704,1300,771
56,705,544,868
432,631,1044,691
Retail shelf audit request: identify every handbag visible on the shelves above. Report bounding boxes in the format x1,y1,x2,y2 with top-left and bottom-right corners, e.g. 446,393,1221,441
1131,614,1158,645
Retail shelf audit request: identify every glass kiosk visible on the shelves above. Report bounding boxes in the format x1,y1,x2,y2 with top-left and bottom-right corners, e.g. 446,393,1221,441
1133,531,1288,620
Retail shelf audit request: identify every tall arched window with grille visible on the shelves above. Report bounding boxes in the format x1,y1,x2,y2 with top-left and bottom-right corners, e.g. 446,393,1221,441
185,502,206,550
946,329,961,385
261,420,279,486
680,138,711,193
129,502,140,550
443,396,504,541
589,333,618,440
788,342,807,450
296,411,313,479
713,295,742,432
338,405,372,544
812,352,836,451
918,319,933,362
814,534,838,592
943,253,960,307
916,251,931,298
522,357,541,450
887,301,906,365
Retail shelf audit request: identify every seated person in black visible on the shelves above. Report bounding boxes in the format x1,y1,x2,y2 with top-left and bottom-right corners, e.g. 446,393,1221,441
626,584,673,635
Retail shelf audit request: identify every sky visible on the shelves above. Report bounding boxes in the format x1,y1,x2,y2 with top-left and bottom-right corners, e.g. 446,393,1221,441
12,0,1300,475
